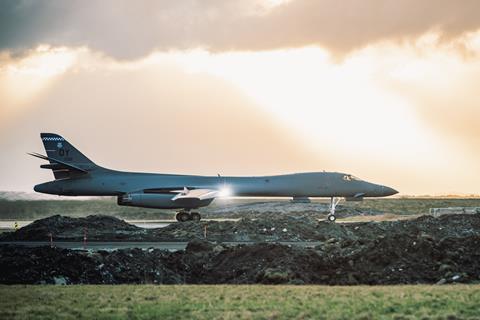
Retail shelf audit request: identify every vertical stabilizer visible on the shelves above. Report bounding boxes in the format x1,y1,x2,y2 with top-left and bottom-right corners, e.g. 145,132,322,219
39,133,96,179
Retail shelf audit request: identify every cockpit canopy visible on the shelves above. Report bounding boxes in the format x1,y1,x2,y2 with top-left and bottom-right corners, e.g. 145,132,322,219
343,174,362,182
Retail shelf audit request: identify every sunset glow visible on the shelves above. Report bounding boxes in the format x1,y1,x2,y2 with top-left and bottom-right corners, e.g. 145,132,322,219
0,1,479,195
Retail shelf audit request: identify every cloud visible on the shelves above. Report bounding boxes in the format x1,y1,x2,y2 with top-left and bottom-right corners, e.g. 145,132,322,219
1,0,480,59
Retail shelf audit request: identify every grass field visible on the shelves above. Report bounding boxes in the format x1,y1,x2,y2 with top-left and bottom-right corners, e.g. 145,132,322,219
1,285,479,319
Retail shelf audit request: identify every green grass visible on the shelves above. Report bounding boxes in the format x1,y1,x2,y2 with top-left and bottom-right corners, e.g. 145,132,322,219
1,285,479,319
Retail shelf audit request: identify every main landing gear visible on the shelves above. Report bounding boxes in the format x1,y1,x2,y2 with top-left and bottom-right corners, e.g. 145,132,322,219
327,197,341,222
175,210,201,222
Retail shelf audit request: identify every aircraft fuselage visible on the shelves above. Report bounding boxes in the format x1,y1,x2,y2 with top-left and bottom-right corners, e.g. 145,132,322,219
35,169,396,198
31,133,398,220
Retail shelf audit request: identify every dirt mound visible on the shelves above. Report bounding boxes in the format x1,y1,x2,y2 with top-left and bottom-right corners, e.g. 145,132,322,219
1,234,479,285
2,213,479,285
151,216,325,241
205,201,384,219
2,214,480,243
0,215,146,241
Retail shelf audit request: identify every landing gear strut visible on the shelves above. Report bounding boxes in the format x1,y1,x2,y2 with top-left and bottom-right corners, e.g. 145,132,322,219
327,197,341,222
175,210,202,222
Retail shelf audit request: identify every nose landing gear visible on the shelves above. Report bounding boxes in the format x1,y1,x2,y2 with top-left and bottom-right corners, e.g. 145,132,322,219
327,197,341,222
175,210,202,222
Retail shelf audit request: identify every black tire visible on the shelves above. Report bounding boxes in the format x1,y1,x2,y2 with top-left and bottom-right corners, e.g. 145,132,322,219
327,214,336,222
176,211,191,222
190,212,201,221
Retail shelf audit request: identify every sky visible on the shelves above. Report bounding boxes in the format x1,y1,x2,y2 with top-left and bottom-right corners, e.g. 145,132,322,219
0,0,479,195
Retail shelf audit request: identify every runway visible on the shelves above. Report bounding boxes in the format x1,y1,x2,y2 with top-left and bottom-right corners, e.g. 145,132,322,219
0,241,323,251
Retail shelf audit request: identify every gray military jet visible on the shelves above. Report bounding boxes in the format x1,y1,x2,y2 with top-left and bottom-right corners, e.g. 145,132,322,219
31,133,398,222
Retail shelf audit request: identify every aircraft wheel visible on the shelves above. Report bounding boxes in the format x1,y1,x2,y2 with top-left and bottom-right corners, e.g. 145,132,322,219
190,212,201,221
176,211,191,222
327,214,336,222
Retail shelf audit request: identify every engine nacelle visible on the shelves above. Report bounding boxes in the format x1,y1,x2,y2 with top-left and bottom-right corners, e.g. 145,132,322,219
117,192,213,209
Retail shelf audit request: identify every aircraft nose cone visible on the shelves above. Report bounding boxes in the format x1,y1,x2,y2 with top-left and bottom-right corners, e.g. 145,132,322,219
382,186,398,196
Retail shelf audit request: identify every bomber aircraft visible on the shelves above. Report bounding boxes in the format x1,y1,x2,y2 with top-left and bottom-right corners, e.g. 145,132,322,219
31,133,398,222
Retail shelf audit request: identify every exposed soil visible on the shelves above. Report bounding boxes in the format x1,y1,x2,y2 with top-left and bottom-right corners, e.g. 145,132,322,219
0,215,146,241
203,201,385,219
1,234,479,285
1,214,479,243
1,213,480,285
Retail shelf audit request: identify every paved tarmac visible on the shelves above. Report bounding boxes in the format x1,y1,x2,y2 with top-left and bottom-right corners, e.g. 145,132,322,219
0,241,323,251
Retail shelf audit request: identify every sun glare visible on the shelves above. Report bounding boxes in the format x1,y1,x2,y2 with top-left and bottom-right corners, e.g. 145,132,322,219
1,46,78,110
162,46,450,168
6,46,77,77
144,36,480,190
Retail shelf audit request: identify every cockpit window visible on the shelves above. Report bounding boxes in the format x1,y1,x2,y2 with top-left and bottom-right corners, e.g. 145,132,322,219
343,175,362,181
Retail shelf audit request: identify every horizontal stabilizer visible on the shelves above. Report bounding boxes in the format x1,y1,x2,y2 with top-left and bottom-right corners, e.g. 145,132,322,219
28,152,88,177
40,163,64,170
